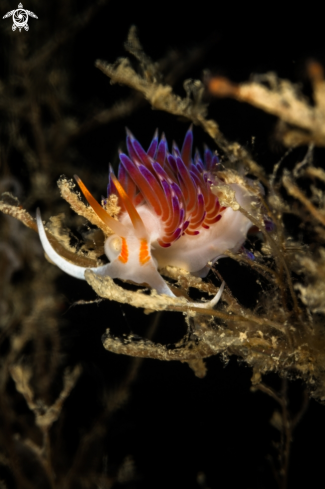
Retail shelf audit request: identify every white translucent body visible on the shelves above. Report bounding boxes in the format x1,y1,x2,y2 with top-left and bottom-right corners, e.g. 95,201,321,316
152,184,253,274
36,183,252,303
36,209,174,297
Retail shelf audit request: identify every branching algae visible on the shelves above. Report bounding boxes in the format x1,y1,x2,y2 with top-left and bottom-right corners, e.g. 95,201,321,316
1,28,325,399
1,19,325,488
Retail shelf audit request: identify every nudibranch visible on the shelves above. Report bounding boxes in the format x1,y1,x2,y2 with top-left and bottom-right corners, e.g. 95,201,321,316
36,128,255,303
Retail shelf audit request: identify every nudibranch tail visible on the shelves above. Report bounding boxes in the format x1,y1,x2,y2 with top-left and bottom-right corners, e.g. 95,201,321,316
187,281,225,309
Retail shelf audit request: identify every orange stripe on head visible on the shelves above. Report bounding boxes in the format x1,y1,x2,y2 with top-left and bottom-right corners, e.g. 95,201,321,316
74,175,127,236
109,166,148,239
118,237,129,263
139,239,150,265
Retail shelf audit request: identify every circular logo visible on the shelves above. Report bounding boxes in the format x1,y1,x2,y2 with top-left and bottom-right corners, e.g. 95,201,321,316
12,9,28,31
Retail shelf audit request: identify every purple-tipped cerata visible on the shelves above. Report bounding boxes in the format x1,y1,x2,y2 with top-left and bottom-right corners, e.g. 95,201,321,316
37,127,256,301
108,127,224,247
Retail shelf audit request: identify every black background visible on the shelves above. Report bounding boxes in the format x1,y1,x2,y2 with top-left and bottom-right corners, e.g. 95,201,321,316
1,0,324,487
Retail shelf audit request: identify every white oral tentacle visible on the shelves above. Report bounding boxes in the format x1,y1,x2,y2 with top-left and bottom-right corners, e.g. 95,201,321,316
37,208,223,305
36,208,107,280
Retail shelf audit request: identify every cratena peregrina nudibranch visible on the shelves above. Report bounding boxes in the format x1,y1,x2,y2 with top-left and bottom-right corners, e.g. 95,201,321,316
36,127,256,307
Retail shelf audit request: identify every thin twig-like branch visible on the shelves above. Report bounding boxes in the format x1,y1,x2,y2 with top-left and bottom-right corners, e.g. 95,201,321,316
208,68,325,147
283,173,325,226
255,379,310,489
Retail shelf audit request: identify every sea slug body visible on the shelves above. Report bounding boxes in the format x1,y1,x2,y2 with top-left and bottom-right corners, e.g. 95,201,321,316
37,127,255,302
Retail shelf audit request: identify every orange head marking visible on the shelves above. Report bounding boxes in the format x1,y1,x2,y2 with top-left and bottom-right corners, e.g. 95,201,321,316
118,237,129,264
139,239,150,265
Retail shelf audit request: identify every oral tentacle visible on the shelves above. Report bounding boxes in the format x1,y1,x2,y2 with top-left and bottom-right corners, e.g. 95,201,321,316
36,208,108,280
38,208,175,297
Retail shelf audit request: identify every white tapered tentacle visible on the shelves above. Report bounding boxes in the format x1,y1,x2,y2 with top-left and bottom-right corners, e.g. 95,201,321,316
187,281,225,309
36,208,108,280
36,208,175,297
37,207,224,303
